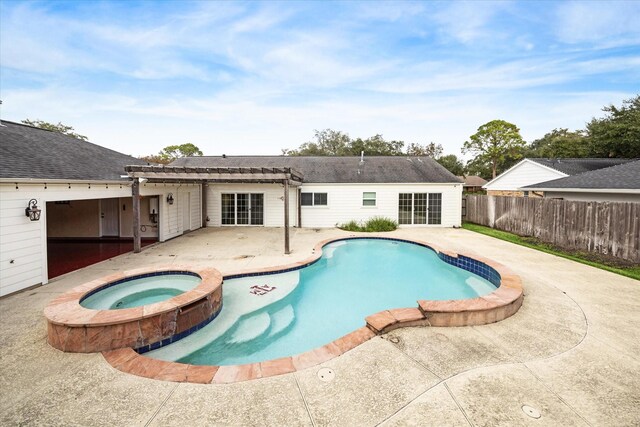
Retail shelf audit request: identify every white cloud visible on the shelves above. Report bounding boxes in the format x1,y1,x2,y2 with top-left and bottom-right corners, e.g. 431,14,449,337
555,1,640,46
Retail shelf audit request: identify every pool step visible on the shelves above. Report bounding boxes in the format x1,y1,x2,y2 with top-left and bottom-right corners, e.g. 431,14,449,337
268,305,295,337
228,311,271,344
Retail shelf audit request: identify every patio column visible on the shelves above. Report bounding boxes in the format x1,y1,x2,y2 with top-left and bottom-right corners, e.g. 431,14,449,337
132,178,141,253
297,187,302,228
284,179,290,254
201,181,207,228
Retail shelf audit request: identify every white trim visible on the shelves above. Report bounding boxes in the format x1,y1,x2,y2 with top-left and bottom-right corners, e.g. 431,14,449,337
482,159,568,189
521,187,640,194
302,182,461,186
0,178,131,184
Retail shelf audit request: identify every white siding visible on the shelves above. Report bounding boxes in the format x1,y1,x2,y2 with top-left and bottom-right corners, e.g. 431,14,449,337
206,183,297,227
0,181,203,297
484,160,567,191
300,183,462,228
543,191,640,203
0,182,132,297
139,183,201,240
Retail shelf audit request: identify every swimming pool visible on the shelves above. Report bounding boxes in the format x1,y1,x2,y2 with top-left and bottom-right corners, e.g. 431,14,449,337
80,273,201,310
147,238,498,366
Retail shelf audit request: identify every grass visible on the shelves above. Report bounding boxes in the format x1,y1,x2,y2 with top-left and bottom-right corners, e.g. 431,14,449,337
338,216,398,232
462,222,640,281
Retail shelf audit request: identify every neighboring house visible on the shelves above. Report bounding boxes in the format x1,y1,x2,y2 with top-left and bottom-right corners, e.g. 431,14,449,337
522,159,640,203
483,158,632,197
0,121,203,297
457,175,487,193
1,122,463,297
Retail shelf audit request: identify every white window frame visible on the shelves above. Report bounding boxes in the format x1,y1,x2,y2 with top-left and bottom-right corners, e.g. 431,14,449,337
362,191,377,207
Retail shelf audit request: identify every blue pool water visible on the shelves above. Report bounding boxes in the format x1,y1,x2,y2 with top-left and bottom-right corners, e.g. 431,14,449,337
147,239,497,365
80,274,201,310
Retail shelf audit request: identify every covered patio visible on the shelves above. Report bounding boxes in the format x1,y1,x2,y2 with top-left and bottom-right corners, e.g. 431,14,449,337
125,165,304,254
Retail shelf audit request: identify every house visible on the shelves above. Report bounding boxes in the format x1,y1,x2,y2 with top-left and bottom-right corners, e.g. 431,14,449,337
169,155,463,229
0,121,204,297
0,120,463,297
483,158,632,197
457,175,487,193
522,159,640,203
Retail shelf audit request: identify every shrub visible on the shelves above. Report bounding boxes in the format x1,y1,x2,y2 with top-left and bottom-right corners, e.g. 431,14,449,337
364,216,398,232
337,217,398,232
338,219,363,232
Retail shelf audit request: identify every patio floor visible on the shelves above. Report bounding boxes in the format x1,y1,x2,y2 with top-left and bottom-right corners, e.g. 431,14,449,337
1,227,638,426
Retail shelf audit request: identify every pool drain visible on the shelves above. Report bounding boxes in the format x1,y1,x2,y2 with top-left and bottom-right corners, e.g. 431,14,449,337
521,405,541,419
317,368,335,382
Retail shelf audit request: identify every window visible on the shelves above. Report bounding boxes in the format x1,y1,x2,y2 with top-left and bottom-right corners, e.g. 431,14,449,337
301,192,327,206
362,192,376,207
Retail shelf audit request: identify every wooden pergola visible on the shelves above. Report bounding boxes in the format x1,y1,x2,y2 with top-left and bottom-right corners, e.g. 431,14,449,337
124,165,304,255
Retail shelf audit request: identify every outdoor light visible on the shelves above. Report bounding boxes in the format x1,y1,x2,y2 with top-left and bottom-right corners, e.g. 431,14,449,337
166,193,174,205
25,199,41,221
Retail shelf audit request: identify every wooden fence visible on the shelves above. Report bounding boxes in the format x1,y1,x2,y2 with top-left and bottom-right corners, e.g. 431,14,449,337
463,195,640,263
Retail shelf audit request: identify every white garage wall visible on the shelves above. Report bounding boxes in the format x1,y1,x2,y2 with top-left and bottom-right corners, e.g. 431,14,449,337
0,181,132,297
0,181,203,297
299,183,462,228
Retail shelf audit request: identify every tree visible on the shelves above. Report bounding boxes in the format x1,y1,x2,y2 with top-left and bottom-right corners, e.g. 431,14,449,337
406,142,443,157
140,143,203,165
528,128,588,158
283,129,351,156
462,120,526,179
436,154,465,176
158,143,203,162
350,134,405,156
586,95,640,158
283,129,406,156
21,119,88,141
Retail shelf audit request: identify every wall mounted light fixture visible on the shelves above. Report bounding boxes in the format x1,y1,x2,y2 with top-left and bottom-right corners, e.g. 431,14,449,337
25,199,41,221
166,193,174,205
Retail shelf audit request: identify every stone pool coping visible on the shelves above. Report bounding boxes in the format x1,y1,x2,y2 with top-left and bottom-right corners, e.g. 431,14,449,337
100,235,523,384
43,265,223,353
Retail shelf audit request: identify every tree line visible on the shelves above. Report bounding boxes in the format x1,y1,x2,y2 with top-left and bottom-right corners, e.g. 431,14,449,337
20,95,638,179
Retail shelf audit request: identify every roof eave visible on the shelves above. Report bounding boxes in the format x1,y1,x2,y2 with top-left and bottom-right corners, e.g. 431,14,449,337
520,187,640,194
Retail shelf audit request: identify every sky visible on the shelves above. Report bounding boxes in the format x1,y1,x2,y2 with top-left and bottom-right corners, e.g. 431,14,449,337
1,1,639,158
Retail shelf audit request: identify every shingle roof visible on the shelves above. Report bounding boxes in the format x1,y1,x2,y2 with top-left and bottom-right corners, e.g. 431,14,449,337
524,159,640,190
457,175,487,186
528,158,632,176
170,155,462,184
0,120,147,181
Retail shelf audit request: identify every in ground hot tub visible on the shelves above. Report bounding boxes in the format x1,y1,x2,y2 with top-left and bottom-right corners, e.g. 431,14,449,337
44,266,223,353
80,273,201,310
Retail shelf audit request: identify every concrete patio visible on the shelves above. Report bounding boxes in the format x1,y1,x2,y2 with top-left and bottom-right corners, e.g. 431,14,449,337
1,227,638,426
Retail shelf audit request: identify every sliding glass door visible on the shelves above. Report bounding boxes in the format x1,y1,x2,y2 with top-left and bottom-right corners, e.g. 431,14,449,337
398,193,442,225
221,193,264,225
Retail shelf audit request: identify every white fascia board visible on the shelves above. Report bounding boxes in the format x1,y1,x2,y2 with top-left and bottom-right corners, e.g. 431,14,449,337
522,187,640,194
0,178,131,184
482,159,568,189
301,182,462,186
